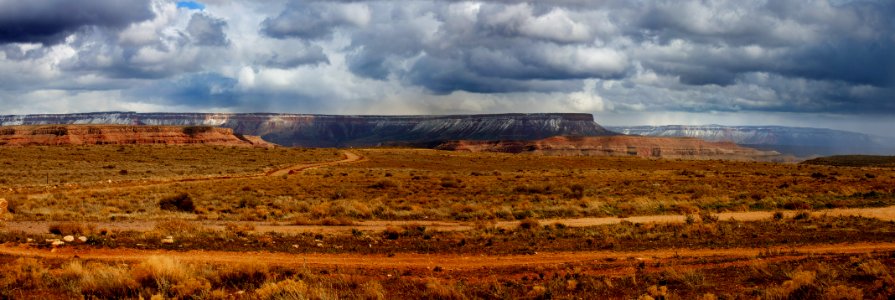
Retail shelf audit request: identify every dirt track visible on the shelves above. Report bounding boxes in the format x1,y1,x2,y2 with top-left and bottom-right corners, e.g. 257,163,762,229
6,205,895,235
266,150,364,176
1,242,894,271
16,150,364,197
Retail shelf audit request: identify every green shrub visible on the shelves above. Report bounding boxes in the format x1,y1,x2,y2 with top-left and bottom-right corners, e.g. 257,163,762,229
159,193,195,212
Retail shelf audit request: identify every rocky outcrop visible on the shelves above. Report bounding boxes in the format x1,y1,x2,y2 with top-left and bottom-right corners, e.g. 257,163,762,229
436,136,787,161
608,125,895,157
0,112,614,147
0,125,273,147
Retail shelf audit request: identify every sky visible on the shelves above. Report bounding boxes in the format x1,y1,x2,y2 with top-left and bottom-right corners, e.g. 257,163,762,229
0,0,893,136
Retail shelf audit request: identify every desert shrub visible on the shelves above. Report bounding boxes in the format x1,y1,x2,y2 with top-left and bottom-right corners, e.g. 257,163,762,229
566,184,585,199
360,281,387,300
440,177,461,188
383,227,403,240
132,256,199,297
0,258,49,291
793,211,811,220
518,218,540,230
764,271,820,299
823,285,863,300
211,263,270,290
254,279,334,300
159,193,195,212
320,216,355,226
773,211,785,221
154,219,202,236
183,126,214,136
49,222,94,235
783,199,812,210
60,261,139,298
423,279,465,300
699,211,719,223
369,179,398,189
0,128,14,135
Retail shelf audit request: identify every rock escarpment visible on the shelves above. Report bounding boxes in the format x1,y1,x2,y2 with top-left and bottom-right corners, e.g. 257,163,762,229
0,125,272,147
0,112,614,147
436,136,786,161
608,125,895,157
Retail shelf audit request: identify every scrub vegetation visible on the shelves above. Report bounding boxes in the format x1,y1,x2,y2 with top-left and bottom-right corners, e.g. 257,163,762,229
1,146,894,298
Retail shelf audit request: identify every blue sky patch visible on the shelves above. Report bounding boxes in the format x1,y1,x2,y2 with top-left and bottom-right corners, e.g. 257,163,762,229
176,1,205,10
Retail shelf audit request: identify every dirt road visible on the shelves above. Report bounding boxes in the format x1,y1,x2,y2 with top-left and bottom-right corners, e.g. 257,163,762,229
266,150,365,176
6,205,894,235
14,150,364,197
1,242,893,271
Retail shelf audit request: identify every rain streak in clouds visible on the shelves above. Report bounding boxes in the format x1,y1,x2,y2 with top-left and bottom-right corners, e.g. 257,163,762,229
0,0,893,135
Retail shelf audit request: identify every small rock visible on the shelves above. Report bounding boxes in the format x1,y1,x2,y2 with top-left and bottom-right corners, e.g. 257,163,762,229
292,244,299,248
316,243,324,247
161,236,175,244
26,238,33,243
51,239,65,247
63,235,75,242
78,236,87,243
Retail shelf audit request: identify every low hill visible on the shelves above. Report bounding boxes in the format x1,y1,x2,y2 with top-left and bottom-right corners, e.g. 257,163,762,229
0,125,272,147
801,155,895,167
435,135,788,161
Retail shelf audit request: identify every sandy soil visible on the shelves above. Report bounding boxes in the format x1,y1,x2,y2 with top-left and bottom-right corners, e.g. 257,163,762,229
5,205,895,235
1,242,893,271
15,150,364,197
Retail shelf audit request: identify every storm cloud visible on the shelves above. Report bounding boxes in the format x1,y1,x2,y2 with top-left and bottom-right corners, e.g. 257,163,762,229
0,0,154,44
0,0,893,136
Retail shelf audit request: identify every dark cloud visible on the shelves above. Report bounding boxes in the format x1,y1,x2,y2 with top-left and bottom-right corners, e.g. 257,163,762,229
261,44,329,69
187,14,229,46
0,0,154,44
2,0,895,133
260,1,369,40
130,72,239,107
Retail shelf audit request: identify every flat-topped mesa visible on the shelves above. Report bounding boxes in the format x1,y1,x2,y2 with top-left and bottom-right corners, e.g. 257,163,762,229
436,136,787,161
0,112,614,147
0,125,272,147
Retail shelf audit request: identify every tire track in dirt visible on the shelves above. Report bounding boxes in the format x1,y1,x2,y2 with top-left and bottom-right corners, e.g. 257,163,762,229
1,242,893,271
15,150,365,197
5,205,895,235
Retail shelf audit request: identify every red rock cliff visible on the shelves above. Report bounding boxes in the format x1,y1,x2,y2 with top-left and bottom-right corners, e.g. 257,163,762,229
0,125,273,147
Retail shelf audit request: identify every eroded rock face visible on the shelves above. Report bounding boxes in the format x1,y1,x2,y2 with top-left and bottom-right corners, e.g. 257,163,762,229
0,112,614,147
0,125,272,147
608,125,895,157
436,136,788,161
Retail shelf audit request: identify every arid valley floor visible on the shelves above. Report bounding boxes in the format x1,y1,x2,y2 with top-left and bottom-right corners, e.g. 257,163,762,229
1,146,895,299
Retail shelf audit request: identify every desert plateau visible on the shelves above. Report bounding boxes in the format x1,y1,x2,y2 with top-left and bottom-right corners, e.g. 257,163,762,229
2,0,894,298
1,120,895,299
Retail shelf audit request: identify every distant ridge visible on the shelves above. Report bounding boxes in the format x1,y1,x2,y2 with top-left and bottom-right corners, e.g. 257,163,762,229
608,125,895,157
0,125,271,147
0,112,614,147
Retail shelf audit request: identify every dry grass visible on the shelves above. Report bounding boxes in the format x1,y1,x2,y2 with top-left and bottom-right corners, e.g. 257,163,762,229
4,148,891,222
1,147,894,298
0,145,340,187
2,252,892,299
